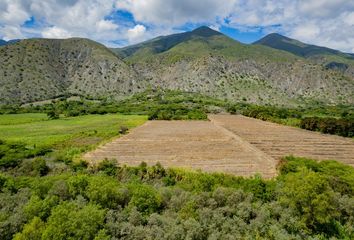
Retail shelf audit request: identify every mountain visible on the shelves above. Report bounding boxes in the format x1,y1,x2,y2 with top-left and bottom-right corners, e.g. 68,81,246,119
254,33,354,75
0,39,21,46
0,38,144,104
112,26,354,106
254,33,353,59
0,27,353,106
0,40,7,46
113,26,223,58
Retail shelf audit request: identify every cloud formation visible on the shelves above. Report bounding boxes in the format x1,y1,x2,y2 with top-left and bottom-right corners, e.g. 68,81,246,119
0,0,353,52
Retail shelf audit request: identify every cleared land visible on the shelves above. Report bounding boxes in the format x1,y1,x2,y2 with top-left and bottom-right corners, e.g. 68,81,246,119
85,114,354,177
210,115,354,167
84,120,277,178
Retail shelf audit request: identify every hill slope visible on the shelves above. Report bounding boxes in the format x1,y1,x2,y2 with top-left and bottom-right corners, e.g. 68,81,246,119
0,38,144,104
0,27,353,106
254,33,354,76
113,27,354,106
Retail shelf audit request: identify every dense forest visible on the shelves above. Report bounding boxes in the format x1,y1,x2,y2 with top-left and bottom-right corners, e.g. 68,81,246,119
0,156,353,239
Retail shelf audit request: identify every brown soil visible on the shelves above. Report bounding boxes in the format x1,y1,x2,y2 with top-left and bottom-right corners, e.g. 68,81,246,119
209,115,354,167
84,115,354,178
84,120,277,178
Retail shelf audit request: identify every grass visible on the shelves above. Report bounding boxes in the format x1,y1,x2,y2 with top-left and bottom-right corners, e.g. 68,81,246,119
0,113,48,125
0,114,147,149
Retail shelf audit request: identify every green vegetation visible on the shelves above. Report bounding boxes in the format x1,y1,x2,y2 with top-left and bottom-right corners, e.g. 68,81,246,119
300,117,354,137
227,103,354,137
0,114,146,169
254,33,354,66
0,112,353,239
0,89,224,120
1,89,353,137
0,157,353,239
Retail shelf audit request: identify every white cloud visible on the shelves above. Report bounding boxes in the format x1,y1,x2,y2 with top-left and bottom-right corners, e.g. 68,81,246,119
116,0,237,25
0,0,31,40
127,24,146,43
96,20,118,32
42,26,72,38
225,0,354,52
0,0,353,52
290,23,320,42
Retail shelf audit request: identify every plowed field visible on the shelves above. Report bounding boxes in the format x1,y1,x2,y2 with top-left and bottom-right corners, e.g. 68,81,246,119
84,115,354,178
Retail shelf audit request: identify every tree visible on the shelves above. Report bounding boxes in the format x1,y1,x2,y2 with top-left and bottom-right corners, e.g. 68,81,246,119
42,202,105,240
13,217,45,240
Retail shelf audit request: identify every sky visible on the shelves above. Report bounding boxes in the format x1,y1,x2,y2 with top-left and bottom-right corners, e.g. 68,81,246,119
0,0,354,53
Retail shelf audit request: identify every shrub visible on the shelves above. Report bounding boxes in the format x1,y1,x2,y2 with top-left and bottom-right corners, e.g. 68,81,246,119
300,117,354,137
128,184,162,215
42,202,106,240
96,159,118,176
47,110,59,120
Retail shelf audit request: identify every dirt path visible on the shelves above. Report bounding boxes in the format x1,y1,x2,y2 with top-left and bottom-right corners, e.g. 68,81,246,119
84,115,354,178
209,115,354,167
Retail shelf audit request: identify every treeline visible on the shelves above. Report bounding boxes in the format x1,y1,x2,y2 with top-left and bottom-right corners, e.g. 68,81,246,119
0,157,353,239
227,103,354,137
0,90,223,120
231,105,302,120
300,117,354,137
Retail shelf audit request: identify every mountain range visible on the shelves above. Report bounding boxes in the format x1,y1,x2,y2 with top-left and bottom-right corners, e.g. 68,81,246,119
0,26,353,106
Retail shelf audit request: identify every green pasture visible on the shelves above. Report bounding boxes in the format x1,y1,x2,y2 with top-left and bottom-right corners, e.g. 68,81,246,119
0,113,147,148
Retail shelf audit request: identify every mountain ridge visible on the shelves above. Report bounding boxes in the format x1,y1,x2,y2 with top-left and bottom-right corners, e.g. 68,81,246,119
0,26,353,106
254,33,354,59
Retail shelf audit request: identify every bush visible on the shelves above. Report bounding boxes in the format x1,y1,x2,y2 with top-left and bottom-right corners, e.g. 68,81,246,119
96,159,118,176
300,117,354,137
128,184,162,215
47,110,59,120
42,202,106,240
32,158,49,176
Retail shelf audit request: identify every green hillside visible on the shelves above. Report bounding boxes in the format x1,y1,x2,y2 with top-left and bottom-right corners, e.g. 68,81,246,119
254,33,354,74
112,27,354,106
0,27,353,107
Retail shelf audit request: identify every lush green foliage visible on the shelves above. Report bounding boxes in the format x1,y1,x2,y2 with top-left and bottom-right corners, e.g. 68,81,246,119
0,157,353,239
300,117,354,137
0,140,50,169
0,112,353,239
1,90,353,137
0,90,225,121
0,114,146,170
228,103,354,137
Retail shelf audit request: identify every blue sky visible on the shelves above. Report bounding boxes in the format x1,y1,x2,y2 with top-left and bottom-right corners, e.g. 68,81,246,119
1,0,354,52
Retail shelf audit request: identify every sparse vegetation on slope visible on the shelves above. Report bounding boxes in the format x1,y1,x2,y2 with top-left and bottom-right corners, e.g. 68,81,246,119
0,38,142,105
1,27,353,106
254,33,354,78
113,27,354,106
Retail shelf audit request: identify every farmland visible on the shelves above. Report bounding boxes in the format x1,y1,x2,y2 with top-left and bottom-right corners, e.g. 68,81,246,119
210,115,354,166
1,113,354,239
84,120,277,178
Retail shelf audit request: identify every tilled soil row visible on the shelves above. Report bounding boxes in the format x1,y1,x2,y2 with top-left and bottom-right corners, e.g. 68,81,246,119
209,115,354,167
84,115,354,178
84,120,277,178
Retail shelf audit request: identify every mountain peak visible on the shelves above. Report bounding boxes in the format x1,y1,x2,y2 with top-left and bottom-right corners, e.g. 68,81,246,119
191,26,222,37
254,32,354,59
253,33,289,45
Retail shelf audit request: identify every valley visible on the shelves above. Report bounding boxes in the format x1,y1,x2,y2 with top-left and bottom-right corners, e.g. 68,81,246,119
0,25,354,240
